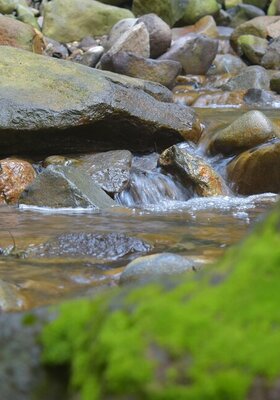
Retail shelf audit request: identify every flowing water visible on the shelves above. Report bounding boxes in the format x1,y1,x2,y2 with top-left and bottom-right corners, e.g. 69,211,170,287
0,108,279,311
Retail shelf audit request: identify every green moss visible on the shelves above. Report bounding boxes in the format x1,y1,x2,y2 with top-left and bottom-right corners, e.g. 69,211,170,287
41,204,280,399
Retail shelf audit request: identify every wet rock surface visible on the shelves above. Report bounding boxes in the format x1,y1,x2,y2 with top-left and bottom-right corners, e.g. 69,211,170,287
24,232,152,260
120,252,195,283
227,139,280,195
79,150,132,194
19,165,116,209
159,144,227,196
0,46,201,155
210,110,277,156
0,158,36,204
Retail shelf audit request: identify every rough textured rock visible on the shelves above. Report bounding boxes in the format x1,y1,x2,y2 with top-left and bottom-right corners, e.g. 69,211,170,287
104,52,181,88
268,0,280,15
42,0,134,42
159,144,227,196
227,139,280,194
0,158,36,204
230,16,280,50
137,13,172,58
220,66,270,91
210,111,276,156
24,232,151,259
159,33,218,75
207,54,246,75
172,15,219,40
228,4,265,28
106,18,137,49
19,166,116,209
243,88,280,107
16,3,40,29
0,46,202,155
99,22,150,69
79,150,132,194
0,15,44,53
120,252,195,283
262,37,280,69
237,34,268,64
270,71,280,93
180,0,220,24
132,0,187,26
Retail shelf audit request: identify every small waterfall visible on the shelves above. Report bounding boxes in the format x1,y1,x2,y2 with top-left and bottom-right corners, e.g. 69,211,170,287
116,168,192,207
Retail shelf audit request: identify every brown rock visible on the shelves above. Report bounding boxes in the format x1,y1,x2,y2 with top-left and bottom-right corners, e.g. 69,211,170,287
137,13,172,58
105,51,181,88
0,15,44,54
210,110,276,156
0,158,36,204
159,144,227,197
192,90,245,107
231,16,280,50
159,33,218,75
227,139,280,194
100,22,150,70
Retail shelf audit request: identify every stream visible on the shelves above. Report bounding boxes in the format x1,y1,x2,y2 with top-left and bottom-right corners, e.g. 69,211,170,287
0,108,279,311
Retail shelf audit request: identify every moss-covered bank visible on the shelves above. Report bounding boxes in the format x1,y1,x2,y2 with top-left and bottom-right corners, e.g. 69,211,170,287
41,202,280,399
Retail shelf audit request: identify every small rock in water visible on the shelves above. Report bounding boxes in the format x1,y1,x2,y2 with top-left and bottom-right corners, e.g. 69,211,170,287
227,138,280,195
24,232,152,260
19,165,116,209
79,150,132,195
0,158,36,205
120,253,195,284
209,110,277,156
159,144,227,197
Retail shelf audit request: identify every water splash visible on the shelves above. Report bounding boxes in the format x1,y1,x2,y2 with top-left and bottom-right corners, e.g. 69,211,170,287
116,168,192,207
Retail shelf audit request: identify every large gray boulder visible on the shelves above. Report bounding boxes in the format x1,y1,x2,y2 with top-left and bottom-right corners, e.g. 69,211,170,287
0,46,202,156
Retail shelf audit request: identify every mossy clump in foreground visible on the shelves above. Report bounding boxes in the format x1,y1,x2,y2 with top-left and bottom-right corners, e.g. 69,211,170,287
41,204,280,400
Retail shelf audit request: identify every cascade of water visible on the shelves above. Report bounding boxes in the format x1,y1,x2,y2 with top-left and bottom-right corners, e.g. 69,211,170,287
116,168,192,207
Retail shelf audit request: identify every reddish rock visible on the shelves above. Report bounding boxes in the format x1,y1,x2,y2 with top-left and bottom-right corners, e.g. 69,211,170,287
0,15,44,54
0,158,36,204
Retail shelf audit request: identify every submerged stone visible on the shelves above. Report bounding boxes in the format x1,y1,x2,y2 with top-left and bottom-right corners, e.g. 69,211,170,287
120,252,195,283
24,232,151,260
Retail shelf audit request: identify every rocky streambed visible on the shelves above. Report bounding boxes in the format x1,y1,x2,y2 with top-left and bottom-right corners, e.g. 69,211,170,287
0,0,280,312
1,0,280,398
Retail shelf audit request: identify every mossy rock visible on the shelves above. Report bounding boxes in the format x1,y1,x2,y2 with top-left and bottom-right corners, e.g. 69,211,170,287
40,202,280,400
42,0,134,42
180,0,220,25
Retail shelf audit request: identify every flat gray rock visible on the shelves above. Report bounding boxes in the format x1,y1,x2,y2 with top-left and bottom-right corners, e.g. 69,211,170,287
0,46,201,155
19,166,116,209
